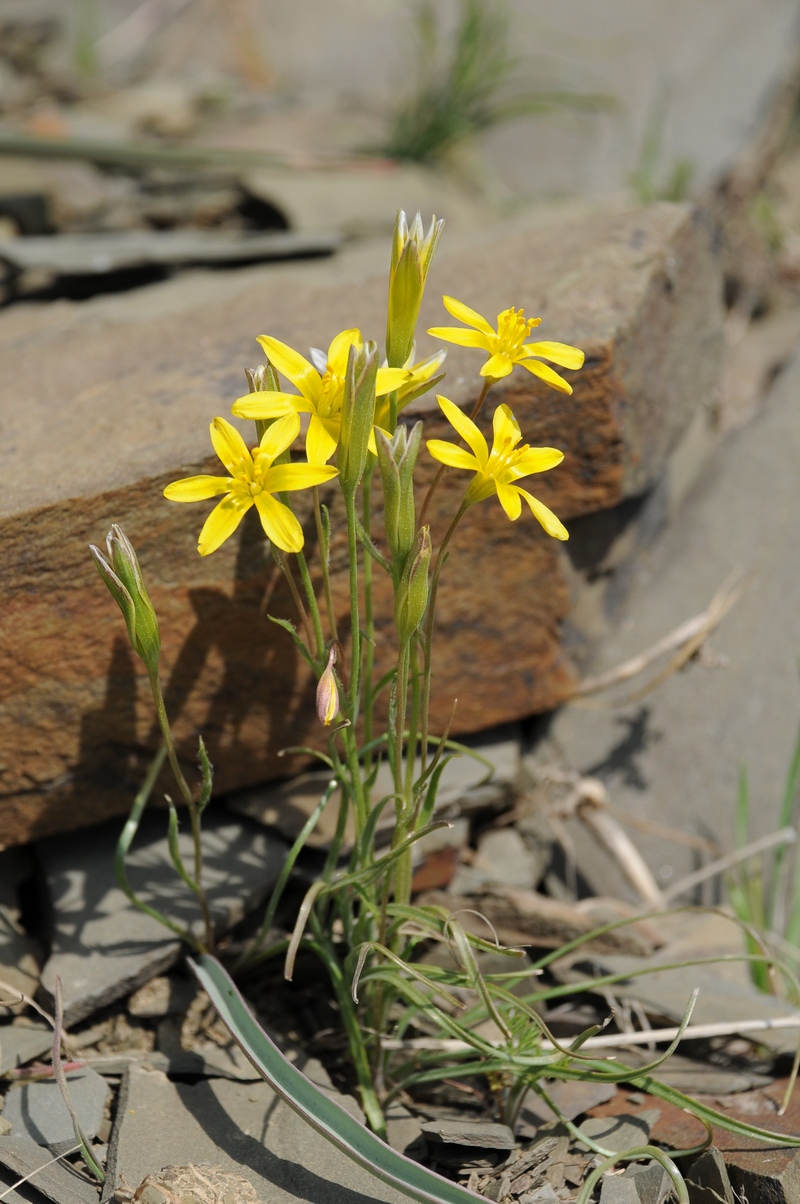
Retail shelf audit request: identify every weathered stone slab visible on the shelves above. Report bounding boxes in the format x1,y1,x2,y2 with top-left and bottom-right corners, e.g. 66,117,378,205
0,202,724,846
37,811,286,1025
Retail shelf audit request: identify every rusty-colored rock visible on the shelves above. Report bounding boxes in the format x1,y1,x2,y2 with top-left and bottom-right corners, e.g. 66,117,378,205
0,203,723,847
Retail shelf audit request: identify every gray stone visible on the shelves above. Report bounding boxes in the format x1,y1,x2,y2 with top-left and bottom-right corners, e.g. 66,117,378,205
450,827,540,895
38,811,286,1025
577,1111,660,1154
0,1022,54,1075
384,1101,423,1158
1,229,339,297
0,1132,99,1204
623,1162,676,1204
3,1067,110,1156
548,346,800,895
685,1147,735,1204
519,1079,618,1131
127,973,196,1018
522,1185,561,1204
106,1065,411,1204
420,1118,517,1150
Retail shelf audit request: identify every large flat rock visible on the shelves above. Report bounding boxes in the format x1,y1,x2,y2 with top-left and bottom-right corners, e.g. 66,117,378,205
0,202,723,846
545,343,800,889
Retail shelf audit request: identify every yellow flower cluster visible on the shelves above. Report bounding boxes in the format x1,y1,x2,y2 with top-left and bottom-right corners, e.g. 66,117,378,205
164,269,583,554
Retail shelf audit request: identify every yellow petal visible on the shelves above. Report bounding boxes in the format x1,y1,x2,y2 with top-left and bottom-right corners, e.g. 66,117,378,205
427,326,489,350
376,367,411,395
496,481,522,521
266,462,339,492
442,295,495,335
326,328,361,376
523,341,585,370
492,403,522,449
258,412,301,461
426,439,480,472
232,391,297,419
480,353,514,379
306,414,339,465
164,475,231,502
254,492,304,553
517,488,569,540
210,417,250,472
518,357,573,395
197,493,252,555
436,395,489,466
257,335,321,404
512,447,565,477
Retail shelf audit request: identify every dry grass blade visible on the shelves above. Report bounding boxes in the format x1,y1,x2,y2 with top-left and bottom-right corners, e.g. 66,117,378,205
0,1144,81,1202
382,1013,800,1051
663,826,797,902
571,572,748,707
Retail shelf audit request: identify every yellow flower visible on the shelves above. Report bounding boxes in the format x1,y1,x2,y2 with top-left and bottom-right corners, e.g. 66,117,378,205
164,414,337,555
373,347,446,431
231,329,408,465
428,295,584,393
426,395,569,540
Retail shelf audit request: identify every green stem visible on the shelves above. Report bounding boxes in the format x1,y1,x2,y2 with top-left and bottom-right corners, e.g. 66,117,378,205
148,670,214,952
294,548,325,660
361,472,375,772
419,500,469,776
272,546,313,649
343,490,362,715
313,487,338,642
405,639,422,801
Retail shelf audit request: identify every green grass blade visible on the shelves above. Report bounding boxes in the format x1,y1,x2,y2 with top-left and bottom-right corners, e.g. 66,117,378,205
189,954,484,1204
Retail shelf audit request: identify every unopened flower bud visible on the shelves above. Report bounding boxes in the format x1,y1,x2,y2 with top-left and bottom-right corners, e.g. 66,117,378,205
394,525,432,645
316,644,340,727
376,421,423,574
89,526,161,674
386,211,444,368
339,341,378,495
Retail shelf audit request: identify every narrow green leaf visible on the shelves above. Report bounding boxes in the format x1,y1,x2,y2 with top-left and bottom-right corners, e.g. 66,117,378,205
189,955,484,1204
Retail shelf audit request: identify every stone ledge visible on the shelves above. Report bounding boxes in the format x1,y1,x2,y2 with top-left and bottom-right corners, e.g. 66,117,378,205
0,202,724,847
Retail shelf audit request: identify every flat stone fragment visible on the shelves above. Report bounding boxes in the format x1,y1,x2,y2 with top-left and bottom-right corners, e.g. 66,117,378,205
519,1080,618,1131
0,1133,99,1204
577,1111,660,1154
684,1147,735,1204
4,1067,110,1156
0,1022,54,1076
420,1119,517,1150
106,1066,411,1204
0,202,724,848
37,811,286,1025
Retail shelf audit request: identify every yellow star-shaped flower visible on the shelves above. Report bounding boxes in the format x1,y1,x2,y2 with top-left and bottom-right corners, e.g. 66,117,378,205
164,414,337,555
426,395,568,540
231,329,409,465
428,295,584,393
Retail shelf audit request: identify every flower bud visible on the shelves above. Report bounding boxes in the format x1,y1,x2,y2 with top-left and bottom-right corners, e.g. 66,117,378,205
89,525,161,674
316,643,340,727
339,340,378,495
376,421,423,575
394,525,431,645
386,211,444,369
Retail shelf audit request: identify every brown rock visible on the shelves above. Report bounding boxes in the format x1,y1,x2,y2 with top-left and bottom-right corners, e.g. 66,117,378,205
0,203,723,847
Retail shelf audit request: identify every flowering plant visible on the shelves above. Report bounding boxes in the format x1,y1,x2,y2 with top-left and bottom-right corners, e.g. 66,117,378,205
91,214,799,1200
